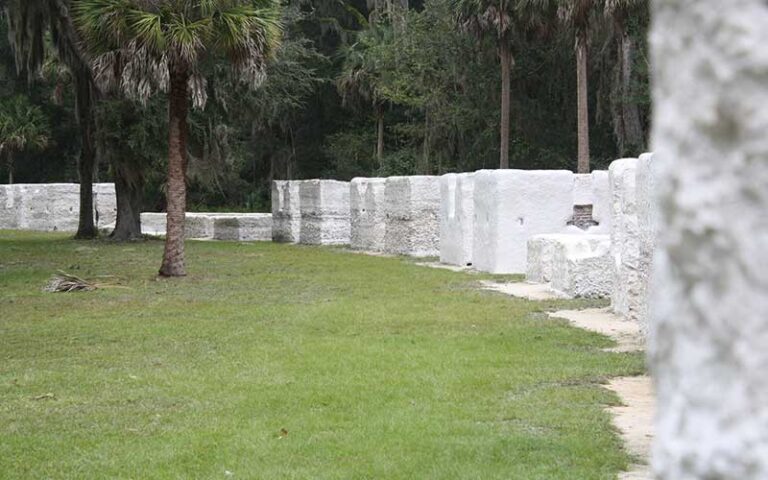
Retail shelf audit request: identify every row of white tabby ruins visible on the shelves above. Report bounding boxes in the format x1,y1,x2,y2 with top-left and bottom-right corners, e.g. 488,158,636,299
0,154,665,336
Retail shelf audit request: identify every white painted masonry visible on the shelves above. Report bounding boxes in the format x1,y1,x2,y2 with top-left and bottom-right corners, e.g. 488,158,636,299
299,180,351,245
650,0,768,478
609,158,640,320
439,173,475,266
472,169,574,274
271,180,301,243
0,183,116,232
549,234,612,298
634,153,661,334
384,176,441,257
350,177,386,251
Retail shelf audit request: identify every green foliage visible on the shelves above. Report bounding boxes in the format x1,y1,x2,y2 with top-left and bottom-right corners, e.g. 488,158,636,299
0,95,50,181
1,0,651,208
0,231,646,478
0,95,49,153
74,0,284,107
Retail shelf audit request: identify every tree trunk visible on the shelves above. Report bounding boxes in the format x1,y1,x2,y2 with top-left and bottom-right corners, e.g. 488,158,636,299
74,76,97,239
376,104,384,166
499,41,512,169
7,152,13,184
619,30,644,152
110,161,144,241
576,32,591,174
159,68,189,277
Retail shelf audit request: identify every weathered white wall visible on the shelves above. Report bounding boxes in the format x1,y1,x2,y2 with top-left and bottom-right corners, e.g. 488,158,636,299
350,177,386,251
140,212,209,239
384,176,441,257
609,158,640,319
473,170,574,274
439,173,475,266
650,1,768,478
271,180,301,243
526,234,561,283
634,153,661,334
549,234,611,298
590,170,611,233
0,183,116,232
212,214,272,241
299,180,351,245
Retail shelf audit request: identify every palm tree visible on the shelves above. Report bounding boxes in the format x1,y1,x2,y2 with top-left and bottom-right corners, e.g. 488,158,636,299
5,0,100,238
75,0,282,277
453,0,553,169
0,96,50,184
559,0,603,173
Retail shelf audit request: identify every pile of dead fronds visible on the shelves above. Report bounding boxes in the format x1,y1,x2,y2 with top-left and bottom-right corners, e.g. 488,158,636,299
43,271,124,293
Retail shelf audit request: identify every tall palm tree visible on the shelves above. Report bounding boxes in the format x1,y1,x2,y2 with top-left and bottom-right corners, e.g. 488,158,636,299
559,0,603,173
0,96,50,184
453,0,553,169
4,0,100,238
75,0,282,277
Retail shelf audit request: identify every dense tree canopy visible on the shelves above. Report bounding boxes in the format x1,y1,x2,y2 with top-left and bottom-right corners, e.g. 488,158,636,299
0,0,651,213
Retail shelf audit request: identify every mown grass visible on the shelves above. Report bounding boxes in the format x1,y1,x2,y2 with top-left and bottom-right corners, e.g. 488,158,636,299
0,231,644,479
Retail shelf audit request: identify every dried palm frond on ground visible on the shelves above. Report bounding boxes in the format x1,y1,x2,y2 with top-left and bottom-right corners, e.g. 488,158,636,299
43,271,125,293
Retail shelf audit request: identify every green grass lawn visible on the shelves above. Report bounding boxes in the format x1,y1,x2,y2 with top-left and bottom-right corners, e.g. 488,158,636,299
0,231,645,479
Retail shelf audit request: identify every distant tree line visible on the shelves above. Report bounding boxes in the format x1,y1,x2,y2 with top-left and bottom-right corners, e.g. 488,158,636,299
0,0,650,238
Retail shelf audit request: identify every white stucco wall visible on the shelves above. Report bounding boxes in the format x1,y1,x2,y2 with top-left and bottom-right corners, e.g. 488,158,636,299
0,183,116,232
439,173,475,266
634,153,661,334
212,214,272,241
549,234,612,299
590,170,611,233
650,1,768,478
526,234,561,283
350,177,386,251
562,171,611,235
609,158,640,319
271,180,301,243
384,176,441,257
299,180,351,245
473,169,574,274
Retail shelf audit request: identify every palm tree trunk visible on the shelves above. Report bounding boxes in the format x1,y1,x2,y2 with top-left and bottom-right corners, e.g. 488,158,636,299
110,162,144,241
576,32,590,174
74,76,97,239
499,41,512,169
619,29,643,152
159,68,189,277
376,104,384,166
7,152,13,184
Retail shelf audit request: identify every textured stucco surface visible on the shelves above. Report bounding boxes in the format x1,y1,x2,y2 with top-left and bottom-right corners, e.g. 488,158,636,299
439,173,475,266
473,170,574,274
549,234,611,298
299,180,351,245
140,212,214,239
589,170,611,233
609,159,640,320
527,234,611,298
384,176,441,257
271,180,301,243
212,214,272,241
0,183,116,232
526,234,561,283
350,177,386,251
634,153,661,334
649,1,768,478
